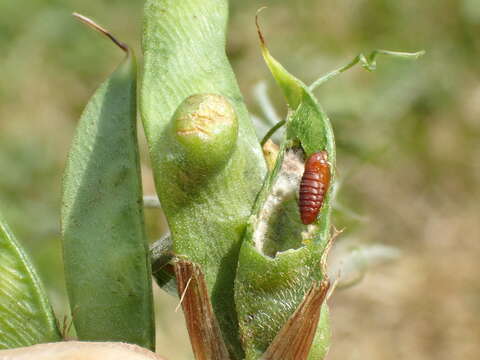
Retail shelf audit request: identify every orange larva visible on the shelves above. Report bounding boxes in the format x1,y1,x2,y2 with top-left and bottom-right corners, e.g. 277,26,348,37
299,151,331,225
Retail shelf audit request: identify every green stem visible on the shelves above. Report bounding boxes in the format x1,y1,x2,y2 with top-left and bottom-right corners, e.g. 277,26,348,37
261,120,286,146
309,49,425,91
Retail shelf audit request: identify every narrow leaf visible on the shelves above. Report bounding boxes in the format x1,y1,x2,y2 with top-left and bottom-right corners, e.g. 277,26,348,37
0,215,61,349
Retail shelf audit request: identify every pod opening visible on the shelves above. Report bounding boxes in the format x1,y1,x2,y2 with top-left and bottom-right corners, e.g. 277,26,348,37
253,148,317,258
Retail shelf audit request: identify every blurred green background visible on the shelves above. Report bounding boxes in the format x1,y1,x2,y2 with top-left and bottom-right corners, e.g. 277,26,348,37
0,0,479,359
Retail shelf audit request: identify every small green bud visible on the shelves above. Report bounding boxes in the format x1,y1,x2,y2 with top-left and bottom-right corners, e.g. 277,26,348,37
172,94,238,175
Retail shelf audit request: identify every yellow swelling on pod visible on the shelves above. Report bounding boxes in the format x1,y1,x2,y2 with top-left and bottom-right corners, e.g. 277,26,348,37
172,94,238,175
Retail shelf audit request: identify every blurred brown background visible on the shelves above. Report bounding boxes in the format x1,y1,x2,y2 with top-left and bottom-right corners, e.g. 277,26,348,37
0,0,479,359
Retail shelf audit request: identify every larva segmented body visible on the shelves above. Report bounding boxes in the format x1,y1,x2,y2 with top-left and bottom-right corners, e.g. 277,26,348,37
299,151,331,225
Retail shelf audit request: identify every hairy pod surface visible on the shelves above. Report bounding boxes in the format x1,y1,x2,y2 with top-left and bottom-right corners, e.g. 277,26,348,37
0,216,61,349
62,24,154,349
142,1,266,357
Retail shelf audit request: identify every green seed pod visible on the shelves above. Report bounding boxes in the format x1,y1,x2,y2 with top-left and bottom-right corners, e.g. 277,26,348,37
235,16,336,360
62,15,154,350
172,94,238,176
235,14,423,360
142,1,266,357
0,215,61,349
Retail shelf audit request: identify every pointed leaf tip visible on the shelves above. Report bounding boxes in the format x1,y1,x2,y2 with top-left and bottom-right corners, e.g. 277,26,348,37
73,13,129,54
255,7,269,49
254,14,304,109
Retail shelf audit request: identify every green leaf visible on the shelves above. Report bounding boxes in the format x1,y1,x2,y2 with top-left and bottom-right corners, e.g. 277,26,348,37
142,1,266,358
62,15,154,350
0,215,61,349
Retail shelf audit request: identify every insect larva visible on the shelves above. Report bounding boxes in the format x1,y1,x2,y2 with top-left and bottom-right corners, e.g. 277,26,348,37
299,151,331,225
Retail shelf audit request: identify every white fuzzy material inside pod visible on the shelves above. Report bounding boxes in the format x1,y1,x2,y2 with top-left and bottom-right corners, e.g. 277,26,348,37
301,223,319,242
253,149,305,253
